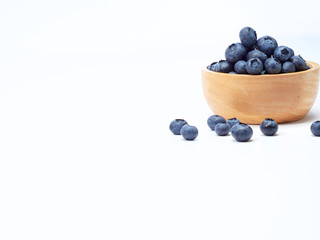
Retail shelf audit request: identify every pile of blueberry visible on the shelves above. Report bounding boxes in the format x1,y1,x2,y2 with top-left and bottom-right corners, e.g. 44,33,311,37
207,27,310,75
170,117,320,141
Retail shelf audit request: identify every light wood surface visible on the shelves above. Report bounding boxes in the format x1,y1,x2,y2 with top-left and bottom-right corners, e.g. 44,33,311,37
201,61,320,124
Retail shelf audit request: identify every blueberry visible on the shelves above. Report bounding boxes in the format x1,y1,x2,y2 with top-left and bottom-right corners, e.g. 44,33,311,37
229,71,237,74
213,62,221,72
215,123,230,136
180,125,198,140
218,60,234,73
207,115,226,131
246,58,263,75
260,70,266,75
234,60,247,74
231,123,253,142
306,65,311,70
226,117,240,128
273,46,294,63
170,119,188,135
311,121,320,136
246,49,268,63
260,118,278,136
244,45,256,53
256,35,278,57
281,61,296,73
207,62,217,71
230,123,238,135
290,55,308,71
264,57,281,74
239,27,257,50
225,43,247,64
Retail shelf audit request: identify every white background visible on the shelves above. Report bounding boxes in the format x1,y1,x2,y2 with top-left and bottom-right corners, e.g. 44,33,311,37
1,0,320,239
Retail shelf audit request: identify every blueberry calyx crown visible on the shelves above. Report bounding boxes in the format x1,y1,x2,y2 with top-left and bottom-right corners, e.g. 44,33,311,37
251,58,259,65
264,36,273,42
281,48,289,55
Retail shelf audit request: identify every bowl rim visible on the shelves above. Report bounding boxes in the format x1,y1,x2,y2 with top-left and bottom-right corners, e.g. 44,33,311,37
204,61,319,77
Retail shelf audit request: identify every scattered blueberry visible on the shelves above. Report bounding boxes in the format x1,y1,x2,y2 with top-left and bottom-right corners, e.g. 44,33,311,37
231,123,253,142
246,58,263,75
239,27,257,50
218,60,234,73
215,123,230,136
234,60,247,74
257,35,278,57
281,61,296,73
246,49,267,63
311,121,320,136
260,118,278,136
264,57,281,74
290,55,308,71
273,46,294,63
227,118,240,128
170,119,188,135
180,125,198,140
225,43,247,63
207,115,226,131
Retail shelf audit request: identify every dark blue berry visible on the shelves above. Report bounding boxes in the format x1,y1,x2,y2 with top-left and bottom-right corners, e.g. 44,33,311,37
213,62,221,72
230,123,238,135
264,58,281,74
207,115,226,131
215,123,230,136
257,35,278,57
218,60,234,73
290,55,308,71
207,62,217,71
281,61,296,73
225,43,247,63
234,60,247,74
246,58,263,75
227,118,240,128
170,119,188,135
311,121,320,136
239,27,257,50
260,118,278,136
273,46,294,63
180,125,198,140
246,49,267,63
231,123,253,142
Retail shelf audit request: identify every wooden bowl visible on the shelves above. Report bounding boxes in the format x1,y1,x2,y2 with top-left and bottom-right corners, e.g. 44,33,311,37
201,61,320,124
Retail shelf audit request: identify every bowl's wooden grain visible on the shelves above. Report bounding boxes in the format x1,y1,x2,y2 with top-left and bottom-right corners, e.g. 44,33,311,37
201,61,320,124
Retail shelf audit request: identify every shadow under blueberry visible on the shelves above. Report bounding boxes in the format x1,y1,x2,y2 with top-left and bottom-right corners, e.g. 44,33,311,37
232,139,253,143
260,133,279,137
